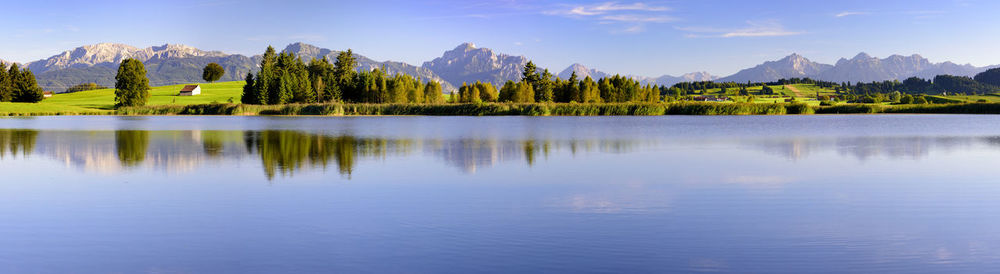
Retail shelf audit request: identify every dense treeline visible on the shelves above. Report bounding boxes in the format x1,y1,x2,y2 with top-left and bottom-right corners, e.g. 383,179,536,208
974,68,1000,87
65,83,108,93
117,102,812,116
845,75,996,95
494,61,660,103
238,48,663,105
241,46,445,105
0,62,45,103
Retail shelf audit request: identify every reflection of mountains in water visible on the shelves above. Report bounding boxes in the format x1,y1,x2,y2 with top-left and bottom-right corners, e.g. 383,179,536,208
0,129,643,180
749,136,1000,161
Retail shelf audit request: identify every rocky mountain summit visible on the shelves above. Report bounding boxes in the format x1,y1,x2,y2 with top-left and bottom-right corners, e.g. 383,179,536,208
421,43,528,87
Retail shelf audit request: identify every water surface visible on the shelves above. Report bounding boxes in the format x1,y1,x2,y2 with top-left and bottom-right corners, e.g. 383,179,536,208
2,115,1000,273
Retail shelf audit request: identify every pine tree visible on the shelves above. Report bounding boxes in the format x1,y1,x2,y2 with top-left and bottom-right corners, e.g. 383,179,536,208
522,61,539,84
254,46,277,104
292,66,315,103
12,68,44,103
535,69,554,102
114,59,150,108
0,63,10,102
334,49,357,93
241,72,257,104
270,70,293,104
566,72,580,102
308,57,334,102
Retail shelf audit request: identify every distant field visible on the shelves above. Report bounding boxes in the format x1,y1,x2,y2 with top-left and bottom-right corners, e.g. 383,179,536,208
927,94,1000,103
0,81,244,115
691,84,837,98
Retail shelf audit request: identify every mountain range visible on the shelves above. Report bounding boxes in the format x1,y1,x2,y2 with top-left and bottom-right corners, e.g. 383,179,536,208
7,42,998,92
717,52,996,83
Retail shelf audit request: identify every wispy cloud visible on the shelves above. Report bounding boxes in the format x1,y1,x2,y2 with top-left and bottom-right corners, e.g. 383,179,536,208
600,14,676,23
545,2,674,33
835,11,869,18
678,21,804,38
548,2,670,16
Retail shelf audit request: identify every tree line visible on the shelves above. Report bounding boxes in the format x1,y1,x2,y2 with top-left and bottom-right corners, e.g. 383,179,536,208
0,62,45,103
466,61,660,104
240,46,445,105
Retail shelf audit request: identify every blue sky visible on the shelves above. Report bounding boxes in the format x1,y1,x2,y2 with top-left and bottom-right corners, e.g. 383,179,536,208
1,0,998,77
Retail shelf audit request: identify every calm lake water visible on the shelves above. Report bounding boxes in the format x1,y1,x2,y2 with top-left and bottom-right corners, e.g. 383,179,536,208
3,115,1000,273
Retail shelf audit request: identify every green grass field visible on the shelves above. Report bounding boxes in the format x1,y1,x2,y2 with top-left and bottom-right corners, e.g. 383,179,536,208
926,94,1000,103
0,81,244,115
692,84,838,98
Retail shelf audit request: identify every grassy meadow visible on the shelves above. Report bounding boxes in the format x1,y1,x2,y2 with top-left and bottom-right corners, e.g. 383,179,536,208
0,81,244,115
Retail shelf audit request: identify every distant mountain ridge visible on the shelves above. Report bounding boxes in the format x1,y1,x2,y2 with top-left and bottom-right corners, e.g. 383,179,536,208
717,54,832,83
25,43,229,74
24,43,256,91
718,52,996,84
557,63,717,86
6,42,998,92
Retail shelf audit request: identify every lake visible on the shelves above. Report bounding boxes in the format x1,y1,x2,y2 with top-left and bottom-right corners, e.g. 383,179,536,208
2,115,1000,273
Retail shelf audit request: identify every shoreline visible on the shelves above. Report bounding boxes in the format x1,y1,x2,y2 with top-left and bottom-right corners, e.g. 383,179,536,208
4,102,1000,116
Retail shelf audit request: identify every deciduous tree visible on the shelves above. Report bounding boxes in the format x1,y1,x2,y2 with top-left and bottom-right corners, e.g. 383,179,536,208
114,59,150,108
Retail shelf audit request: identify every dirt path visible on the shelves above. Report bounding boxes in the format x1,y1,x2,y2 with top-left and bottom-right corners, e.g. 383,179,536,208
784,85,803,97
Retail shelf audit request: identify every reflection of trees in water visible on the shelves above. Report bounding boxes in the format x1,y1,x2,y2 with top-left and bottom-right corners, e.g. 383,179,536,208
240,131,644,178
0,129,38,158
430,138,642,173
750,136,1000,161
7,128,643,179
201,131,225,158
243,131,415,180
115,130,149,167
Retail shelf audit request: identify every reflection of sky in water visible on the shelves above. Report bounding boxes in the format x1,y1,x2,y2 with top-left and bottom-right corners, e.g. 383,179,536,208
3,116,1000,272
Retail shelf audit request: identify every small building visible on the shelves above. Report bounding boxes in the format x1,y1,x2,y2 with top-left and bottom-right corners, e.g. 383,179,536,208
693,96,729,102
179,85,201,96
42,91,53,98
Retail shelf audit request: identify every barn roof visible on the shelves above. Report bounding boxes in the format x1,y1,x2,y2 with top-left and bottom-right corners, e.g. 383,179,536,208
180,85,200,92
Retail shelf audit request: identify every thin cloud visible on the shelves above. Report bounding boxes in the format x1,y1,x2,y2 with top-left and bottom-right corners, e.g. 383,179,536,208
622,25,644,33
545,2,674,33
679,21,804,38
835,11,869,17
549,2,670,16
600,14,677,23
